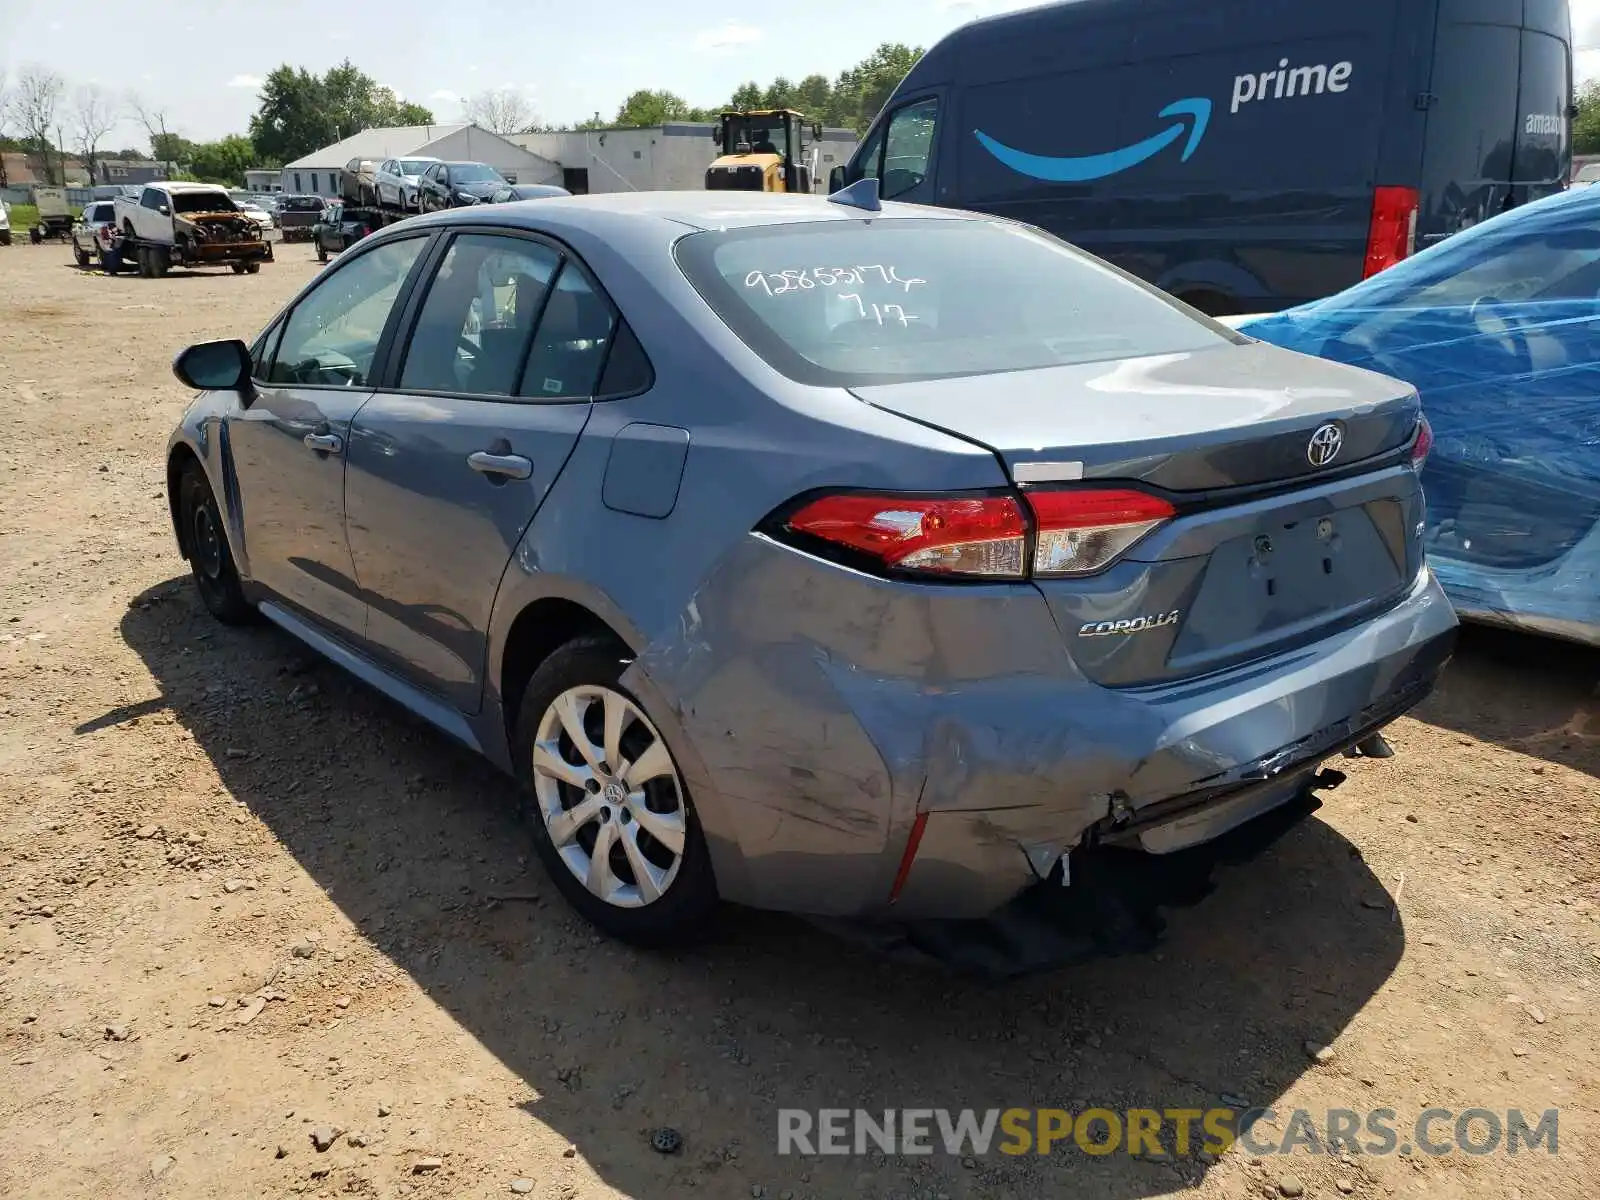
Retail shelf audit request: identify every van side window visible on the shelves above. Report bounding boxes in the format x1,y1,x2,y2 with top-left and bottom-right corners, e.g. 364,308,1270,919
881,97,939,201
853,124,884,183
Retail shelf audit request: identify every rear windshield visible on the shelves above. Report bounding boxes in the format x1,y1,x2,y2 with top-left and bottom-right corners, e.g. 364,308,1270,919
674,218,1238,385
88,203,115,221
282,197,323,211
398,159,434,174
172,191,235,214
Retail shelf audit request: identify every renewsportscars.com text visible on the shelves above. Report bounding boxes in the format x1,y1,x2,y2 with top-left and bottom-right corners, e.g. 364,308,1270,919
777,1107,1559,1158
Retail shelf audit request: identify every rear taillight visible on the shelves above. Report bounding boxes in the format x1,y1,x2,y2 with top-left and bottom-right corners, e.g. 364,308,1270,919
1409,415,1433,470
1363,185,1419,278
783,493,1027,578
1025,488,1176,576
779,486,1175,580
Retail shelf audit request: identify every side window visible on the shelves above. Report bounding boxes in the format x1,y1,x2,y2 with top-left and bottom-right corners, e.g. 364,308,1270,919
251,320,285,382
852,123,885,183
880,97,939,201
596,319,654,398
140,187,162,210
294,173,302,192
519,261,618,400
398,234,562,396
268,237,427,387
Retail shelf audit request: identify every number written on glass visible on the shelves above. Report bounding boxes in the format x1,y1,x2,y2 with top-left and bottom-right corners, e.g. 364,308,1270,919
744,265,925,296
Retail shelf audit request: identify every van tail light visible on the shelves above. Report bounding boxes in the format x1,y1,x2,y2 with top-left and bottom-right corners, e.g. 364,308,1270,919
1409,415,1433,470
1025,488,1176,576
778,487,1175,580
782,493,1028,578
1363,185,1419,278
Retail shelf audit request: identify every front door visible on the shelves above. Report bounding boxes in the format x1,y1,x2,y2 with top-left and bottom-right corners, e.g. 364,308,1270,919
228,233,430,641
344,231,615,711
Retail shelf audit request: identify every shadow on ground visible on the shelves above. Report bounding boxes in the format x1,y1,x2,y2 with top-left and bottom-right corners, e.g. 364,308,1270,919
102,576,1407,1199
1411,624,1600,778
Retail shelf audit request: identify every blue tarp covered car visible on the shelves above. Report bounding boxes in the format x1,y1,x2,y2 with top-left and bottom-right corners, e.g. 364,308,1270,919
1241,186,1600,645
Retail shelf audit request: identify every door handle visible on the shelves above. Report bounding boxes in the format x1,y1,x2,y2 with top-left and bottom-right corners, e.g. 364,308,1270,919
303,432,343,454
468,451,533,480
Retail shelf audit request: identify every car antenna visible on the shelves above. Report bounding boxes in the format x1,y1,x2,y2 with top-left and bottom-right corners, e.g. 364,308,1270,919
827,176,881,213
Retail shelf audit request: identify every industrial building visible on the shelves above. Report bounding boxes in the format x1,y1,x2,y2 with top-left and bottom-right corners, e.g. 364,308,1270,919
511,123,859,194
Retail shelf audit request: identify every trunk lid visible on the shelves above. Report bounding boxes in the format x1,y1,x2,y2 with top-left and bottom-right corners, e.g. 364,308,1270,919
851,341,1426,687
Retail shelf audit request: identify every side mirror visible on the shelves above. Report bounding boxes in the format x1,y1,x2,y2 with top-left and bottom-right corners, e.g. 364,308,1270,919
158,204,170,215
813,123,823,139
173,339,250,392
712,126,723,147
828,165,847,194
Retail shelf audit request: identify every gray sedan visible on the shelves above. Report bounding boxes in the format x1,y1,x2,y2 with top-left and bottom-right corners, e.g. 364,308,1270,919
163,192,1456,947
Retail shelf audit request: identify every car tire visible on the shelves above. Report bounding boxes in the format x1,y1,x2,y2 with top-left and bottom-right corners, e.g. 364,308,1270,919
177,464,253,625
513,636,719,945
74,244,90,267
231,262,247,274
245,262,260,274
0,231,11,246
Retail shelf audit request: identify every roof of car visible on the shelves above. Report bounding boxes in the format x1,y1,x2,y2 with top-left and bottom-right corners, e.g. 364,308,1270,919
407,190,983,233
158,182,230,193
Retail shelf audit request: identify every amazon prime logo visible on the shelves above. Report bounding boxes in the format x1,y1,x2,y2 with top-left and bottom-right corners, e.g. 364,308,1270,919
1307,422,1344,468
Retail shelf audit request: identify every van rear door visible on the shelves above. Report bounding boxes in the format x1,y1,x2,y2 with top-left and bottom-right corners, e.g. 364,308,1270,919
1419,0,1571,247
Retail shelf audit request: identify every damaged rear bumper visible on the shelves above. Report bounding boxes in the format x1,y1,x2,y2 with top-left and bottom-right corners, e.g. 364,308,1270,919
637,536,1457,923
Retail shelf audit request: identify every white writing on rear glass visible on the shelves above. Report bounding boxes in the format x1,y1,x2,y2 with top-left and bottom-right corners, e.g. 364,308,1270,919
744,265,926,296
836,293,917,326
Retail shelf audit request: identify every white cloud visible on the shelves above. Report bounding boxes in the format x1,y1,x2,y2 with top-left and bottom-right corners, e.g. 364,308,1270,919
429,89,461,106
694,23,762,53
226,74,264,89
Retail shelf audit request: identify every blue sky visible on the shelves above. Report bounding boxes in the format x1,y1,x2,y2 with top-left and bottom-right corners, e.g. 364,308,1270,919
0,0,1028,147
3,0,1598,150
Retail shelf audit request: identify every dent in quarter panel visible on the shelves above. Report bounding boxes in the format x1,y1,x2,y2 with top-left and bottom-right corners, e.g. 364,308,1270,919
601,423,690,519
635,535,1139,916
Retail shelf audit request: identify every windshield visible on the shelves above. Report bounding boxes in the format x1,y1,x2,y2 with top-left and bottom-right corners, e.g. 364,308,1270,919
398,159,435,176
674,218,1238,385
172,191,236,214
726,116,791,157
282,196,323,211
88,203,115,222
448,163,503,183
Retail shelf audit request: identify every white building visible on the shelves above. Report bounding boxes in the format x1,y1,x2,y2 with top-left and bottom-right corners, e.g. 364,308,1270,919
511,123,859,194
279,123,562,197
244,169,280,193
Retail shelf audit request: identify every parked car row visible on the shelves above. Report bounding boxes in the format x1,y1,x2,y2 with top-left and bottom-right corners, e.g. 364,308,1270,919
340,155,569,215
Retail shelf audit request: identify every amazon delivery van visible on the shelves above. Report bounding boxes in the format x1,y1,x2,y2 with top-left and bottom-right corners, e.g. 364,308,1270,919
832,0,1573,314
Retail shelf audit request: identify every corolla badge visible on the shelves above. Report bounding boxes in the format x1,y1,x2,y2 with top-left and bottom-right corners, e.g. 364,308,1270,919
1078,610,1181,638
1307,422,1344,467
973,97,1212,183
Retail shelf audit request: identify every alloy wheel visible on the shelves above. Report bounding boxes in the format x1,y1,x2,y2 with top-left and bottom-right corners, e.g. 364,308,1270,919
531,685,687,908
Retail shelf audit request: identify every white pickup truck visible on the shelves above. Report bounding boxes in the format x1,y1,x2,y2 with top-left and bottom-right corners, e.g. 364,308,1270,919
111,182,271,277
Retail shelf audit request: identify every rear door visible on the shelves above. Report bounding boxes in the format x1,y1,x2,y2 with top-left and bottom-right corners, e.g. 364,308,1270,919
1419,0,1571,245
343,230,614,712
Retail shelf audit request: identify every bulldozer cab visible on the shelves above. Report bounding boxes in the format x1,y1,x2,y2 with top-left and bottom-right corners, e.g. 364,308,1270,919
707,109,820,194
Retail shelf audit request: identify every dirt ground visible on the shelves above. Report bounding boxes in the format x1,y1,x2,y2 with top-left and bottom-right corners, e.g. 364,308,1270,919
0,238,1596,1200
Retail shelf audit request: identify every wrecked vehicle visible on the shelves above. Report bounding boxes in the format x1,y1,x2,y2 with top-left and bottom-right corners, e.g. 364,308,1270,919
112,183,272,276
161,192,1456,967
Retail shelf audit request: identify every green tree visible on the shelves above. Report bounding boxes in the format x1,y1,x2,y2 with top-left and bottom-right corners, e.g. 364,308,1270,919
612,89,696,127
249,66,331,163
760,76,796,110
188,135,257,185
728,81,763,112
248,61,434,163
1575,79,1600,155
151,132,194,168
837,42,923,132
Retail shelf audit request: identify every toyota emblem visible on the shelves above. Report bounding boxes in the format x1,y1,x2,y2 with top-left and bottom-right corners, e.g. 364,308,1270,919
1307,422,1344,467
